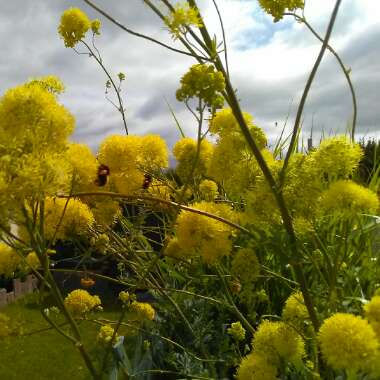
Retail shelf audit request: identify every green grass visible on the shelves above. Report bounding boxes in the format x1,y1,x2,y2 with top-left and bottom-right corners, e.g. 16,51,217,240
0,296,121,380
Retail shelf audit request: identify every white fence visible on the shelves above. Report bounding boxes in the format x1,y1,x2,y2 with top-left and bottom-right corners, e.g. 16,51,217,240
0,275,38,308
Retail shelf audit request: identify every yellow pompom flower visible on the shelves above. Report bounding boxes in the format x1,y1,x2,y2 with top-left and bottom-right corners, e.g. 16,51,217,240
119,291,130,304
43,197,95,241
236,352,278,380
311,136,363,181
139,135,169,170
282,291,309,326
91,19,101,35
0,243,21,278
319,180,378,217
227,321,246,341
199,180,218,200
97,324,117,344
364,296,380,339
176,201,236,263
164,237,184,259
64,289,101,316
258,0,304,22
90,198,122,227
253,320,305,367
231,248,260,284
173,138,214,181
58,8,91,48
27,75,65,95
318,313,378,373
66,143,98,192
130,301,155,321
165,2,202,38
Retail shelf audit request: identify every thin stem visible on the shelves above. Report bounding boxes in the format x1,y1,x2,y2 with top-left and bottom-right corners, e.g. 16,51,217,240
81,40,128,135
284,12,357,142
281,0,344,179
212,0,229,78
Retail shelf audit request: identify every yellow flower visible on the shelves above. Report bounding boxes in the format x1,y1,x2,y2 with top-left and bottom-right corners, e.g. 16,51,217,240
27,75,65,95
258,0,304,22
318,313,378,373
319,180,378,217
231,248,260,284
165,2,202,38
64,289,101,316
58,8,91,48
282,291,309,326
164,237,184,259
43,197,95,241
66,143,98,192
119,291,130,304
0,243,21,278
97,324,117,344
236,352,278,380
25,252,41,271
139,135,169,170
311,136,363,181
173,137,214,181
364,296,380,339
91,19,101,35
90,198,122,228
176,201,236,263
227,321,246,341
130,301,155,321
176,64,225,111
199,180,218,200
253,320,305,367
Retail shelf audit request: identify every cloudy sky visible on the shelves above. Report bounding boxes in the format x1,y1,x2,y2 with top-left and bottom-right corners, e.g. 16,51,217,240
1,0,379,152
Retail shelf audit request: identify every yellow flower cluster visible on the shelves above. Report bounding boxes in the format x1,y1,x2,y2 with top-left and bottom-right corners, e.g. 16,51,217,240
165,2,202,39
58,8,92,48
365,296,380,339
311,136,363,181
199,179,218,200
0,243,21,278
118,291,130,304
175,201,237,263
91,19,101,35
130,301,155,321
231,248,260,285
318,313,378,374
25,252,41,271
176,64,225,111
319,180,378,217
252,320,305,367
27,75,65,95
64,289,101,316
258,0,304,22
173,137,214,182
227,321,246,341
98,134,168,194
236,352,278,380
43,197,95,241
97,324,117,344
282,291,309,327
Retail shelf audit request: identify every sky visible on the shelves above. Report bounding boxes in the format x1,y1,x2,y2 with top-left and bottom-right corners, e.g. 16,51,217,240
0,0,379,152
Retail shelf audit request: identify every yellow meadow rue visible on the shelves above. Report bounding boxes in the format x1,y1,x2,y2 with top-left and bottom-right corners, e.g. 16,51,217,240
43,197,95,241
310,136,363,181
319,180,378,217
364,296,380,339
91,19,101,35
130,301,155,321
173,137,214,181
176,201,236,263
176,64,225,111
199,180,218,200
318,313,378,373
227,321,246,341
164,237,185,259
58,8,91,47
0,243,21,278
253,320,305,367
231,248,260,284
64,289,101,316
90,198,122,228
27,75,65,95
119,291,130,304
66,143,98,192
282,291,309,326
139,135,169,170
236,352,278,380
258,0,304,22
25,252,41,271
165,2,202,38
97,324,117,344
